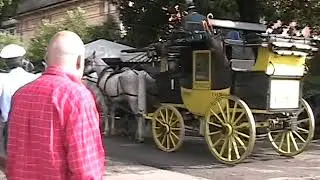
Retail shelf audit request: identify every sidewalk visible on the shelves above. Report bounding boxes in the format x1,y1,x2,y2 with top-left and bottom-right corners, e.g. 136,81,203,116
105,169,209,180
105,159,209,180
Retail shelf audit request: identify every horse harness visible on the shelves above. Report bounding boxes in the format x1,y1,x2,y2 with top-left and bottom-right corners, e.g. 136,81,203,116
97,66,139,98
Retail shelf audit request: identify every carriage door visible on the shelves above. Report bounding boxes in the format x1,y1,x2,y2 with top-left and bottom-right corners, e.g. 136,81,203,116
193,50,211,89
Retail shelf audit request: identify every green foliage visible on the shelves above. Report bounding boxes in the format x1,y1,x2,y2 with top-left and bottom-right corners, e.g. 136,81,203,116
87,15,121,41
0,32,24,68
113,0,244,47
0,0,19,20
27,8,90,61
27,7,122,62
113,0,179,47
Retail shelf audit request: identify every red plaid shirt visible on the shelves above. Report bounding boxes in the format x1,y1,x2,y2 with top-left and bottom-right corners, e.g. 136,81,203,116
6,66,105,180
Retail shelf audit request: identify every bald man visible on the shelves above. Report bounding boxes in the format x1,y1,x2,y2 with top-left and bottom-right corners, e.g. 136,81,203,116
6,31,105,180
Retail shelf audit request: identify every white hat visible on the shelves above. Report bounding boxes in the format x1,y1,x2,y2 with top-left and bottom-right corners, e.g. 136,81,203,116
0,44,26,59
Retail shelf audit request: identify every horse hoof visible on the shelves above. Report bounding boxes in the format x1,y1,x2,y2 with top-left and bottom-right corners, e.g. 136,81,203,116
102,130,110,137
110,129,116,136
135,138,144,143
137,139,144,143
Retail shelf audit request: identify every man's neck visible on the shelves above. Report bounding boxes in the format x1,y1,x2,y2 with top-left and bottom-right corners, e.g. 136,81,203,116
47,65,82,81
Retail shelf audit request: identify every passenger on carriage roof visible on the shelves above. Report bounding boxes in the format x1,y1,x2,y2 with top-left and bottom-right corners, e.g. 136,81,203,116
181,0,206,32
6,31,105,180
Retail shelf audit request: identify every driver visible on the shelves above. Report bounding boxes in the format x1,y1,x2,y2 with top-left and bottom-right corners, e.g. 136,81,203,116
181,0,206,32
0,44,39,153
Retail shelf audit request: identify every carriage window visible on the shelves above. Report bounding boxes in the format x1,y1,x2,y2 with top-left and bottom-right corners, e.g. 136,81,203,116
194,51,210,81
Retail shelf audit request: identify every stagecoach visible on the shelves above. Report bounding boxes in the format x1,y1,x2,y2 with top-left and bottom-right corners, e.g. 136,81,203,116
85,16,320,164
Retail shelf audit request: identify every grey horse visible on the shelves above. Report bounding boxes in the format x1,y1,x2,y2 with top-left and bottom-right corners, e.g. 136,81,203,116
84,51,158,142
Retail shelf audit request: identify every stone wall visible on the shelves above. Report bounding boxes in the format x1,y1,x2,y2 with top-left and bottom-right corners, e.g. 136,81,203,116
16,0,118,42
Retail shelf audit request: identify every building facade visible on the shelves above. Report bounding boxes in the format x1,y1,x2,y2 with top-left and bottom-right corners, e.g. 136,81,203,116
15,0,118,42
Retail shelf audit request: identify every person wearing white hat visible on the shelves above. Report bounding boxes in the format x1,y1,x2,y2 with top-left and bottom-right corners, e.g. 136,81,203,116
0,44,39,153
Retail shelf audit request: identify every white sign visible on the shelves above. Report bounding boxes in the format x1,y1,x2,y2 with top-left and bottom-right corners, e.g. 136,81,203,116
269,79,300,109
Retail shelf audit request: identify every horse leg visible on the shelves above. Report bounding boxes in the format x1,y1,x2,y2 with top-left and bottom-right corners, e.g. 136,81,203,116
109,104,116,136
135,114,145,143
103,98,110,136
129,97,145,143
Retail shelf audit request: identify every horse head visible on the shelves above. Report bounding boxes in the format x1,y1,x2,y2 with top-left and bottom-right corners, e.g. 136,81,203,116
22,59,35,72
42,61,48,70
84,51,110,76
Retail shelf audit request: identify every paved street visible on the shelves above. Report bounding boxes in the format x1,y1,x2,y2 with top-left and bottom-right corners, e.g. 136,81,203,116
0,135,320,179
105,136,320,180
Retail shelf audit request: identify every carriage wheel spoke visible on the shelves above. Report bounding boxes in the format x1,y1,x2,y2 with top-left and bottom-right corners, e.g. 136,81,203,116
160,111,166,123
208,121,222,128
297,127,309,134
286,132,291,153
230,102,238,123
228,137,232,161
235,130,249,139
208,130,222,136
233,112,245,126
234,134,247,151
210,109,225,125
164,109,169,123
166,134,170,149
161,133,166,145
289,131,299,151
297,118,309,124
156,131,164,138
231,136,240,159
278,133,285,150
170,131,179,140
235,122,249,130
155,117,165,126
213,135,224,147
220,138,228,155
225,99,230,123
170,118,178,126
217,102,227,123
171,127,181,131
272,133,282,142
169,111,175,123
169,134,176,148
293,130,306,143
297,107,305,115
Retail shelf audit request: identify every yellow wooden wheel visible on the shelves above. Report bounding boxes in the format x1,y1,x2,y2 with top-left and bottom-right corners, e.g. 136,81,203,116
152,105,185,152
205,95,256,164
268,98,315,156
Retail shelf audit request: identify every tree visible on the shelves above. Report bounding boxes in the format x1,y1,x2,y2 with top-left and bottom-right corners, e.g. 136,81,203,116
113,0,174,47
113,0,241,47
0,0,19,21
87,15,121,42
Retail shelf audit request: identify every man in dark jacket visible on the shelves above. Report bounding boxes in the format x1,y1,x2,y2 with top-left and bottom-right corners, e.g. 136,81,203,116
181,0,206,32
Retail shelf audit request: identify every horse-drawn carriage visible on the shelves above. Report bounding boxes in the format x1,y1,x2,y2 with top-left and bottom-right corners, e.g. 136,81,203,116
84,16,320,164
